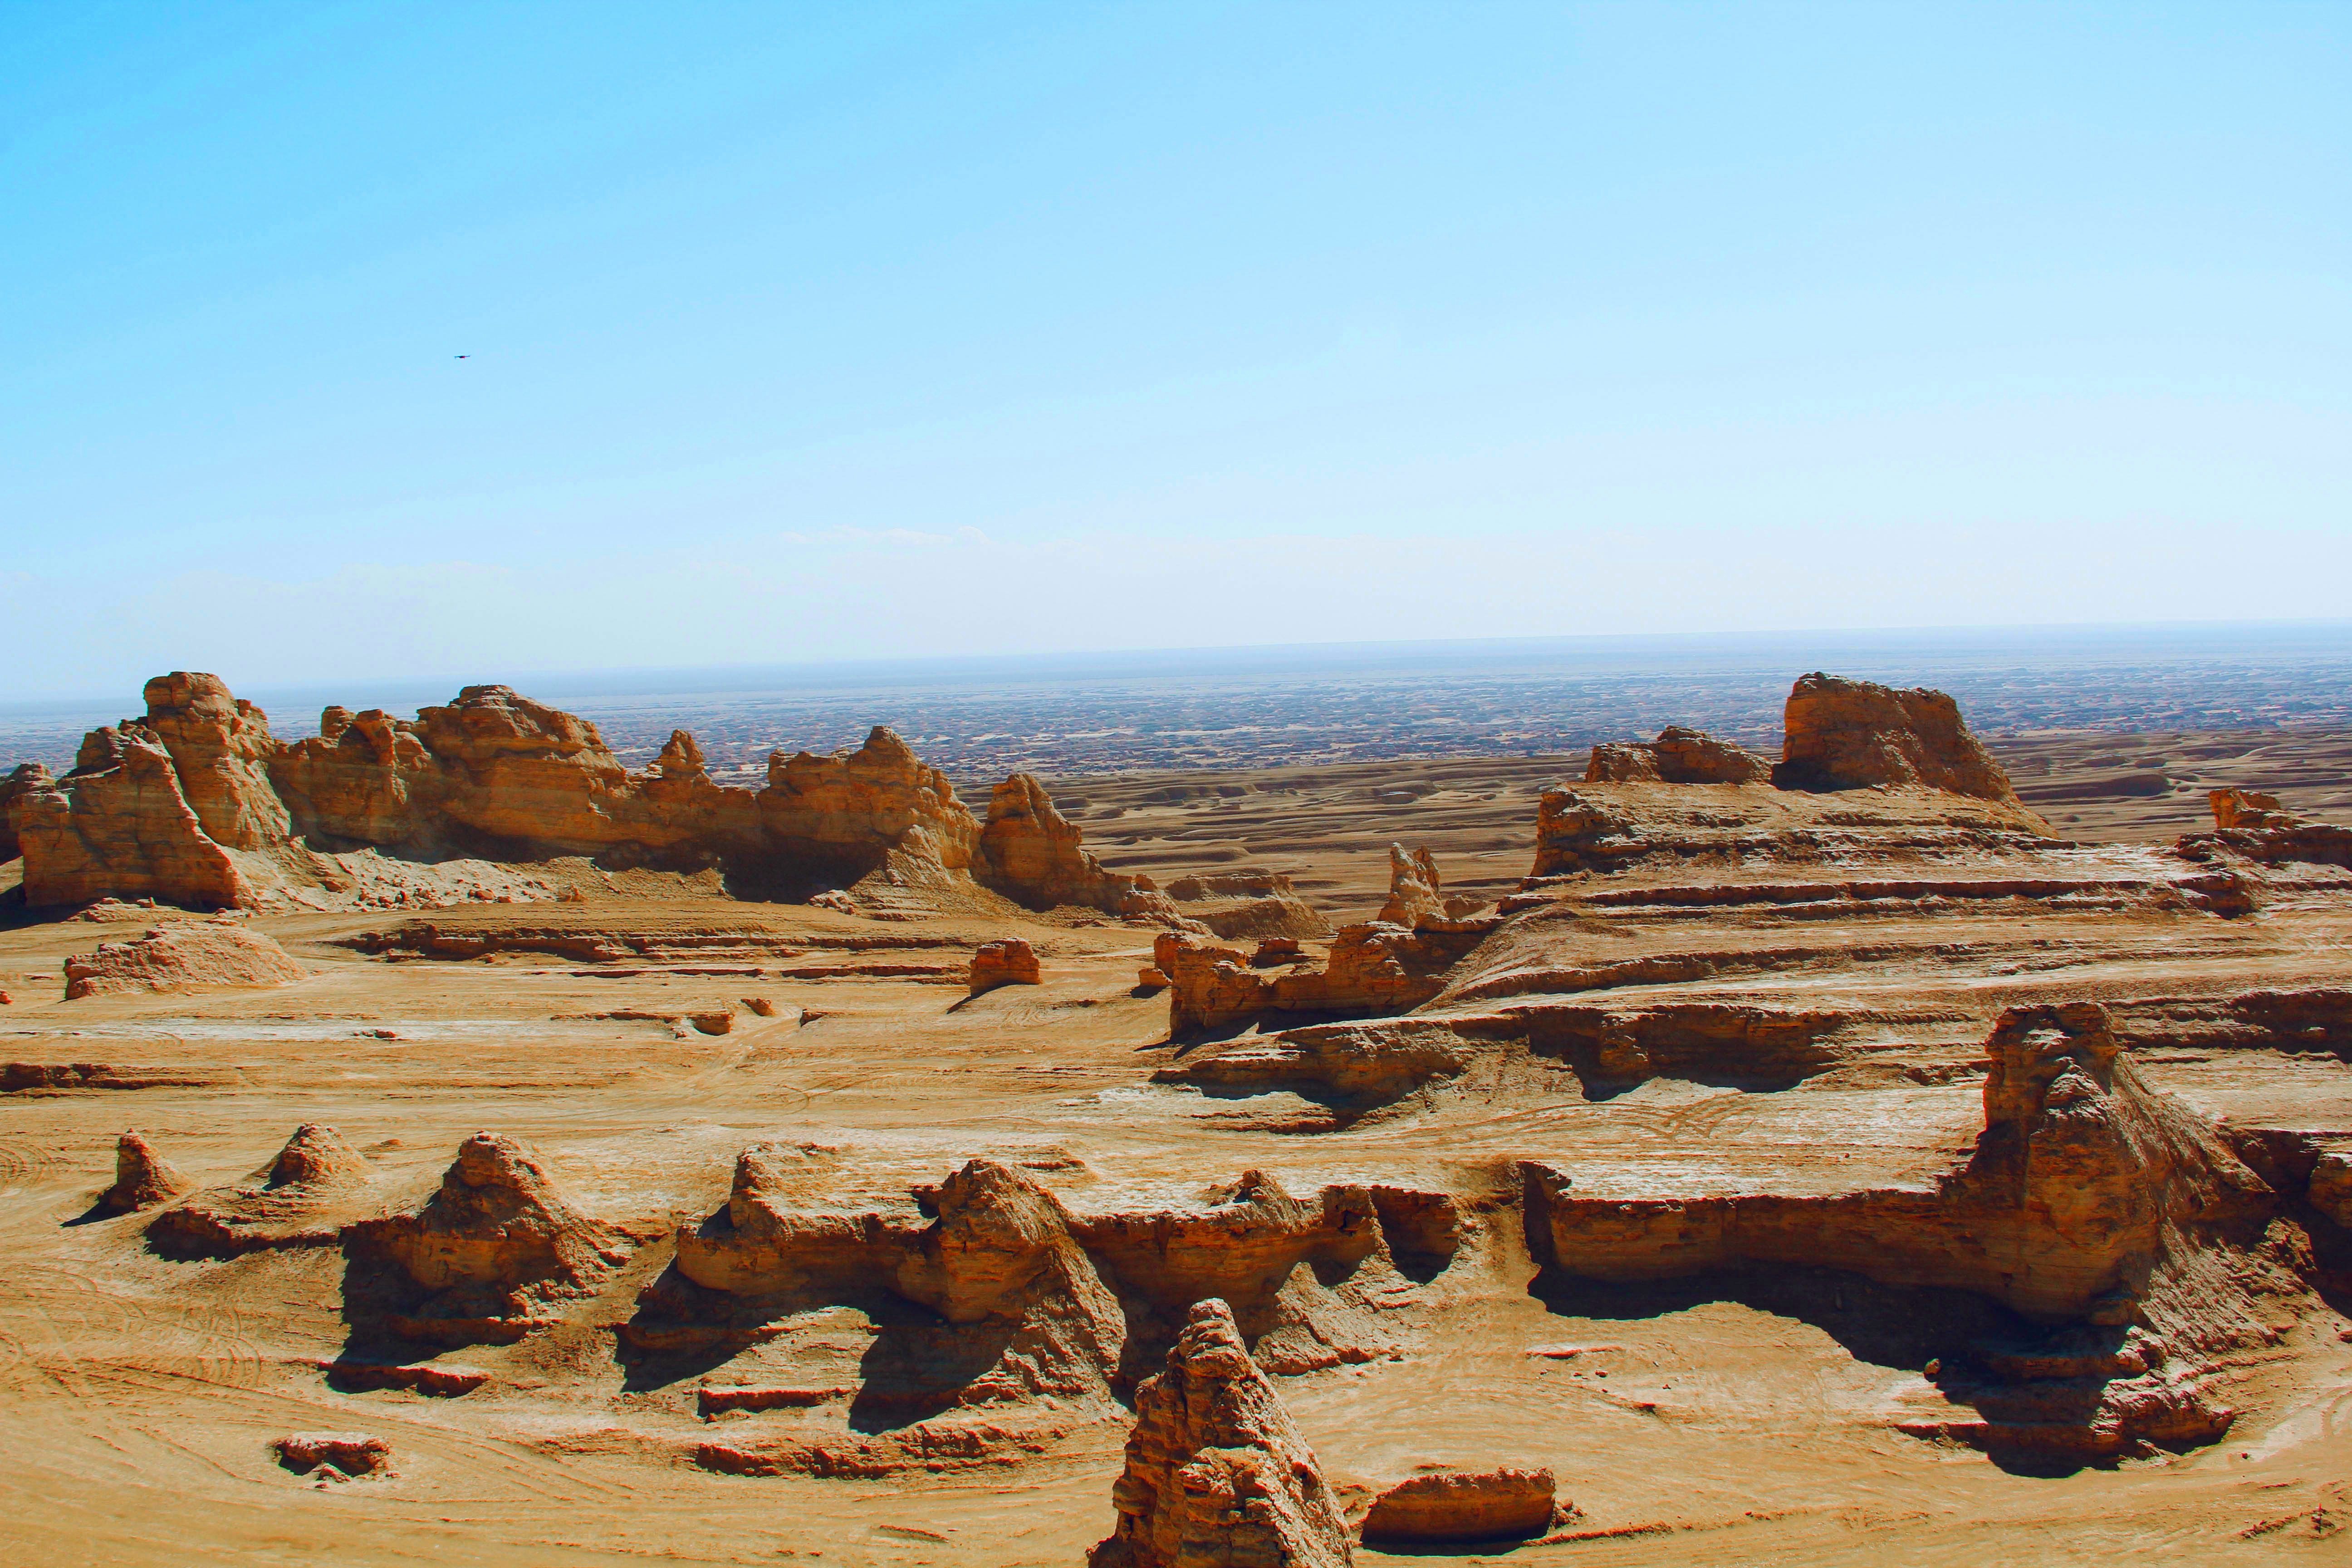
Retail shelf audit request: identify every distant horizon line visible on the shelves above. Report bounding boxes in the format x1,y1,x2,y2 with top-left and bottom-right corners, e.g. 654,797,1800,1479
7,614,2350,719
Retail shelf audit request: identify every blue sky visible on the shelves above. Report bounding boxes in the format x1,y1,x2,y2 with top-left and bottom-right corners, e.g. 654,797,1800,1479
4,2,2346,699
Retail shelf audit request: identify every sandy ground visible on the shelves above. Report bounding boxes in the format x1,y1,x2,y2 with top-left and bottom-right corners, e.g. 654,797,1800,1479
2,731,2349,1566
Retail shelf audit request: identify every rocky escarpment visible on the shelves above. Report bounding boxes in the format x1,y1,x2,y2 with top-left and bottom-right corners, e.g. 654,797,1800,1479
1523,1003,2297,1460
1088,1298,1351,1568
627,1156,1452,1416
13,672,1172,916
1160,847,1499,1037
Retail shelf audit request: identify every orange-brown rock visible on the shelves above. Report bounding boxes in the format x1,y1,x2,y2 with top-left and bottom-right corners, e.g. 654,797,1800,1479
968,937,1042,995
148,1122,373,1257
1587,725,1773,785
100,1131,191,1213
270,708,439,849
275,1432,390,1477
17,730,249,909
1162,916,1496,1038
2176,789,2352,872
1774,672,2021,801
759,726,979,886
137,672,291,849
0,761,50,862
63,921,304,999
977,773,1142,913
1360,1468,1558,1544
1088,1298,1350,1568
1375,844,1444,928
347,1133,627,1346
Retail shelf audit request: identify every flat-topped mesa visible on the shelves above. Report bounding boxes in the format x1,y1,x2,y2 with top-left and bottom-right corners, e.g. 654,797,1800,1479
758,725,980,886
17,730,249,908
976,772,1161,914
1586,726,1772,785
1089,1298,1351,1568
1773,672,2021,801
138,672,291,849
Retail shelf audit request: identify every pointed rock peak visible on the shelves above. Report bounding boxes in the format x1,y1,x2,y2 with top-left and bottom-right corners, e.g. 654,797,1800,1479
1983,1001,2124,1126
1089,1296,1351,1568
655,729,707,779
934,1157,1076,1236
1378,843,1444,928
267,1123,368,1189
103,1130,191,1213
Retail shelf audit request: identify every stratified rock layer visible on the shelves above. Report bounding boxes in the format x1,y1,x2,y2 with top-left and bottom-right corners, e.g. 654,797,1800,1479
1360,1468,1558,1544
969,938,1042,995
101,1131,191,1213
1088,1298,1350,1568
1587,727,1772,785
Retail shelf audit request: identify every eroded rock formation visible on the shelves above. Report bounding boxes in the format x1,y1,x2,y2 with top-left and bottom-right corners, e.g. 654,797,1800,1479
1089,1297,1350,1568
138,673,293,850
100,1131,191,1213
63,921,306,999
2177,789,2352,871
969,937,1042,995
976,773,1148,913
347,1133,627,1346
1774,672,2021,800
0,761,50,862
1586,726,1771,785
18,731,250,908
1375,845,1443,927
148,1122,373,1257
1360,1468,1558,1545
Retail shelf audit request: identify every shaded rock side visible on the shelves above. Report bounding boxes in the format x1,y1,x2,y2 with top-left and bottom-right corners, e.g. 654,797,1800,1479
1088,1298,1350,1568
1361,1468,1558,1545
101,1131,191,1213
1773,672,2021,801
977,773,1145,913
64,922,305,999
1586,726,1772,785
347,1133,626,1346
17,731,248,909
138,672,291,849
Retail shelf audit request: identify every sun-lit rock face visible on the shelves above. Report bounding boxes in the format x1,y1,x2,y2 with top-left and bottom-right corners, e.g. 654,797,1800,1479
137,672,292,850
1088,1297,1351,1568
17,730,249,908
977,771,1147,912
758,725,980,883
1586,726,1772,785
1774,671,2022,801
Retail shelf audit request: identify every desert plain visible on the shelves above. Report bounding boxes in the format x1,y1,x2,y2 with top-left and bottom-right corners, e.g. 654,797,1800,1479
1,663,2350,1566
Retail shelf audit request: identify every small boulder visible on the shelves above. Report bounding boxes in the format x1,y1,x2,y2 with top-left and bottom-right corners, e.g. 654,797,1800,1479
742,996,779,1017
969,938,1041,995
1136,967,1171,992
275,1432,390,1477
1361,1467,1559,1545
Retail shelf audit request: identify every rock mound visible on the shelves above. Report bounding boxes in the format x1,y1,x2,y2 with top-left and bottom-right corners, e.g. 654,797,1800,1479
275,1432,389,1477
148,1122,374,1257
101,1131,190,1213
64,922,305,999
1361,1467,1558,1544
1774,672,2020,801
1586,726,1772,785
348,1133,626,1346
1088,1298,1349,1568
968,938,1042,995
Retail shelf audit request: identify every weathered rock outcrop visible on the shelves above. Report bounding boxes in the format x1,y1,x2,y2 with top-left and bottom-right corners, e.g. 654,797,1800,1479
1160,916,1497,1039
2176,789,2352,871
137,673,291,849
1360,1468,1558,1545
270,708,440,849
100,1131,191,1213
347,1133,627,1346
976,773,1145,913
1088,1298,1350,1568
63,921,305,999
1523,1002,2286,1458
1774,672,2020,800
275,1432,390,1477
1375,845,1443,927
1586,726,1772,785
760,725,979,887
17,731,249,908
148,1122,372,1257
969,937,1042,995
0,761,50,862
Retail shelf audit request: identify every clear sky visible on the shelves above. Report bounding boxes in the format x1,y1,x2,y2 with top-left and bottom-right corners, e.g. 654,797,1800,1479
4,2,2346,700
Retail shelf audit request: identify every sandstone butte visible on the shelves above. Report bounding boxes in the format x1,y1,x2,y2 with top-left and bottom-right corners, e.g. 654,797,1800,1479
6,667,2352,1564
